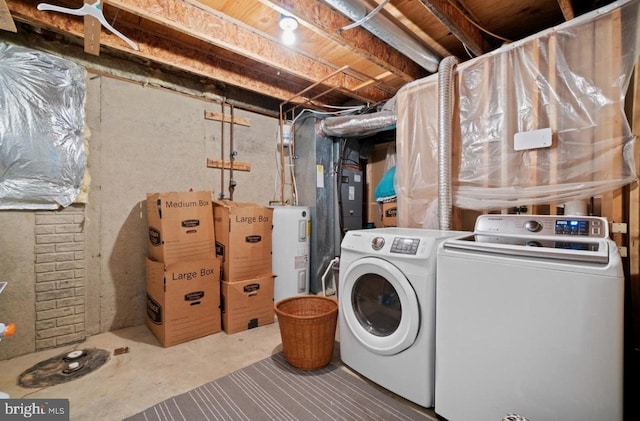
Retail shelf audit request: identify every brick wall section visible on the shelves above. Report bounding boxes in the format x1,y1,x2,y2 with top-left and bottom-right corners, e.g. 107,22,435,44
34,205,86,350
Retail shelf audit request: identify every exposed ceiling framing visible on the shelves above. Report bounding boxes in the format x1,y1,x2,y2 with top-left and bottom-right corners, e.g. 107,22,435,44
2,0,617,111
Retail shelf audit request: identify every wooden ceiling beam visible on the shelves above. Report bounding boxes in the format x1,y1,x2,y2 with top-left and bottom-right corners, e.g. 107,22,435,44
0,0,17,32
8,0,390,103
369,0,454,58
418,0,493,57
260,0,429,81
105,0,390,103
557,0,575,21
7,0,326,103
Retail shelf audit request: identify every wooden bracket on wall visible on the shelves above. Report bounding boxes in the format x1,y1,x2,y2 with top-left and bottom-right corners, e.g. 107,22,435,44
83,0,101,56
204,110,251,127
206,158,251,172
0,0,17,32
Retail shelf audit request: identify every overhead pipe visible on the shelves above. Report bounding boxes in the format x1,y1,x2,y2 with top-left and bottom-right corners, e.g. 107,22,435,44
320,109,396,137
319,0,443,138
437,56,459,231
323,0,441,73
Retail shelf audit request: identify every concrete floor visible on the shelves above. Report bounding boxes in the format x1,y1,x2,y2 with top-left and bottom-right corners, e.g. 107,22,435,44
0,322,437,421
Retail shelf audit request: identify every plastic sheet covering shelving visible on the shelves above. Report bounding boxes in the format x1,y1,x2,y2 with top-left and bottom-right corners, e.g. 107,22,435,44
395,0,640,227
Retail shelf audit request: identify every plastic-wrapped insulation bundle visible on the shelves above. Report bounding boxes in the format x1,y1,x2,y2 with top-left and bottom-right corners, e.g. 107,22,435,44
0,43,86,209
395,0,639,228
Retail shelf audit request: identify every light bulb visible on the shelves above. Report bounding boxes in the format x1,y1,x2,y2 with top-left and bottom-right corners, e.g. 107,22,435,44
282,30,296,46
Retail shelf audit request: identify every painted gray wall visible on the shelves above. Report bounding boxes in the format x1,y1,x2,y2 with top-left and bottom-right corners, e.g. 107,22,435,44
0,74,278,360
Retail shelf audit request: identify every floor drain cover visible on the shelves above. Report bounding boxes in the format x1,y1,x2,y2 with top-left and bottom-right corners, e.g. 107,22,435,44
18,348,110,388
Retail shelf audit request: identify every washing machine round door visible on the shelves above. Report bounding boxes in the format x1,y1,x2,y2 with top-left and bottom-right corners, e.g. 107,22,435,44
341,257,420,356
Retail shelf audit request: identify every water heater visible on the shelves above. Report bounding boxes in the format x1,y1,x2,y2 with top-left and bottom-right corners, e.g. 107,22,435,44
272,206,310,302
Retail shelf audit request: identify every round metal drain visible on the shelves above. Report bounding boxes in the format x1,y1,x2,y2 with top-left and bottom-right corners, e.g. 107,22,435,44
18,348,110,388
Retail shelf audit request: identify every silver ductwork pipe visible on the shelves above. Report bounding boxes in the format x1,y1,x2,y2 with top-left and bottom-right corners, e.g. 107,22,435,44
323,0,440,72
320,109,396,137
438,56,459,231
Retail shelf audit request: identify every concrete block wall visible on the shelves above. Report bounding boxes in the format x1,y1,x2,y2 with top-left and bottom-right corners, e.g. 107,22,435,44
34,205,86,350
0,58,278,361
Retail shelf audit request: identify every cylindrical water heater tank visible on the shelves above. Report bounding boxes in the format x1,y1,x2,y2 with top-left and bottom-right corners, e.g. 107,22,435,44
272,206,311,302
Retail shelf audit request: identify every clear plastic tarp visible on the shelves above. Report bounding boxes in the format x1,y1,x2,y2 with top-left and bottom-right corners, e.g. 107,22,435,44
396,0,639,228
0,43,86,209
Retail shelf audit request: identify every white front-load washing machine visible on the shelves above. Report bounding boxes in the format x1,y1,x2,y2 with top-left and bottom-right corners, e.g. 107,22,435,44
339,227,464,408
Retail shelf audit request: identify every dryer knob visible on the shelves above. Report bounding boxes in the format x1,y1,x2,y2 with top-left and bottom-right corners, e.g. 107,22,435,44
371,237,385,250
525,220,542,232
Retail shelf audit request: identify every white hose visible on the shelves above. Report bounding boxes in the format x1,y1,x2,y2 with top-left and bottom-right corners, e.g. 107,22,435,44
321,257,340,296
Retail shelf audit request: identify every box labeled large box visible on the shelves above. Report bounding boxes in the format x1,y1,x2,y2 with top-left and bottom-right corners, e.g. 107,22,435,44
213,200,273,282
146,191,215,263
221,275,274,334
382,201,397,227
145,257,221,347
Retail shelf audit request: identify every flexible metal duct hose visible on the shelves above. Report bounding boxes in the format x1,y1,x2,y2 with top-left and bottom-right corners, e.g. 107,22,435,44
320,110,396,137
323,0,440,72
438,56,459,231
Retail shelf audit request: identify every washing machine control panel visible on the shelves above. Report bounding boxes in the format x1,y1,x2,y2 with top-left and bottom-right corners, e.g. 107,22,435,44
390,237,420,255
475,215,609,238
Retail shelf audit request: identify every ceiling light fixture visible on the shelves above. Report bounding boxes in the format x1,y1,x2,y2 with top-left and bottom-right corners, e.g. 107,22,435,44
279,14,298,32
279,14,298,46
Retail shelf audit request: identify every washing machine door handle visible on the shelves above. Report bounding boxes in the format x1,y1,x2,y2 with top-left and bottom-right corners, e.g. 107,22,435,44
341,257,420,356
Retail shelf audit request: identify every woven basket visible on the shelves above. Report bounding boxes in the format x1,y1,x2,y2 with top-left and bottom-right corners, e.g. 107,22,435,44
275,295,338,370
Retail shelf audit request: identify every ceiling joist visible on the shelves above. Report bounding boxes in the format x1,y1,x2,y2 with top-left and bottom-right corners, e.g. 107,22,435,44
8,0,391,104
8,0,308,101
418,0,493,56
4,0,616,111
260,0,428,83
0,0,17,32
103,0,392,102
557,0,575,21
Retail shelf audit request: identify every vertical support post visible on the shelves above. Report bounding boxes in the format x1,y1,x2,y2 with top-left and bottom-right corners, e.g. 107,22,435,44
548,32,559,215
598,9,624,240
220,101,225,200
627,59,640,348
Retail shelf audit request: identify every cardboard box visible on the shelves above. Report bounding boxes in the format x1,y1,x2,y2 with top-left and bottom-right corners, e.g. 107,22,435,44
382,201,397,227
146,191,215,263
221,275,274,334
213,200,273,282
145,257,221,347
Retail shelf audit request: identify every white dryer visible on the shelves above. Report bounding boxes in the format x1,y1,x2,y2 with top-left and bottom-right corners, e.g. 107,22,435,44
435,214,624,421
339,228,464,407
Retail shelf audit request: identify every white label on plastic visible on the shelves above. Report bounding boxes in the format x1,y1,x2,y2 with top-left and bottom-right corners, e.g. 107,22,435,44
354,174,361,183
514,128,553,151
349,186,355,200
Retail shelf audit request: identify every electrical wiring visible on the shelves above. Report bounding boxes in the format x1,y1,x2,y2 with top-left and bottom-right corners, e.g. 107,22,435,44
276,101,369,205
338,0,391,33
441,0,513,44
463,42,476,59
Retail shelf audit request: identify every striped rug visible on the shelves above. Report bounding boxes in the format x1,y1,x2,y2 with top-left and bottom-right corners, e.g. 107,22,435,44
124,352,432,420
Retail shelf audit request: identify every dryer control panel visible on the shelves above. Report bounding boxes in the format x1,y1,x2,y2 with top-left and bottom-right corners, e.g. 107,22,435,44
390,237,421,255
474,215,609,239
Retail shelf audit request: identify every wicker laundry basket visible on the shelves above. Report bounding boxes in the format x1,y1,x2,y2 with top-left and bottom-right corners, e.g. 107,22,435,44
275,295,338,370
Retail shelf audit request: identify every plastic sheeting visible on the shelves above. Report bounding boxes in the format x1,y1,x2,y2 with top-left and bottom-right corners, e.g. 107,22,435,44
396,0,639,228
0,43,86,209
